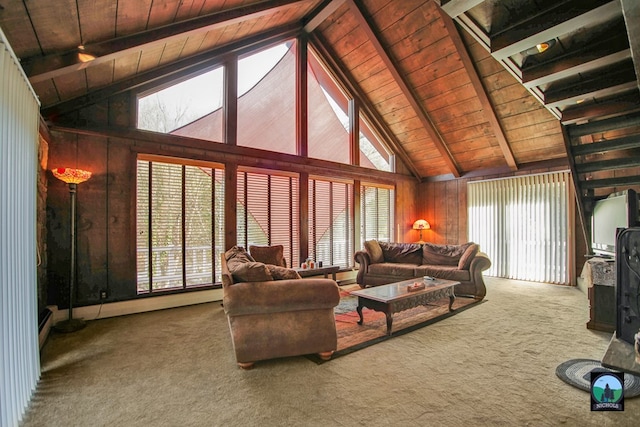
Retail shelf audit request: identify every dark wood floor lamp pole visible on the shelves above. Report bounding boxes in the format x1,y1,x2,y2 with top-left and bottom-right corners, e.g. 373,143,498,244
52,167,92,333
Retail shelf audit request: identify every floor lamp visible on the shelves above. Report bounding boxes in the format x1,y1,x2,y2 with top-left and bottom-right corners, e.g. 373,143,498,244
413,219,430,244
52,167,92,333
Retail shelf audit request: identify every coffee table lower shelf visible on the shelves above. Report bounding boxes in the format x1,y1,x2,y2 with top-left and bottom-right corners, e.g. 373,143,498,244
351,278,457,336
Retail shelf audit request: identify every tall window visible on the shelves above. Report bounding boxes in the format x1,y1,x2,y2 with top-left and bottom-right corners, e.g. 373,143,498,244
359,115,393,171
467,172,571,284
309,178,354,268
136,157,225,293
237,168,299,267
361,184,395,243
237,42,296,153
137,66,225,142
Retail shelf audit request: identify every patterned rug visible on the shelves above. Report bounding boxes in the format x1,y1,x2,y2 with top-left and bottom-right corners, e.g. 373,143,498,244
555,359,640,398
306,286,482,363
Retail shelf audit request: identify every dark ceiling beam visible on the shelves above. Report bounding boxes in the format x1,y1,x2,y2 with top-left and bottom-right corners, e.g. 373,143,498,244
309,33,422,180
23,0,305,83
435,0,484,18
544,63,638,109
561,91,640,125
621,0,640,91
572,134,640,156
42,24,301,119
560,126,589,250
347,0,461,177
522,33,631,88
437,7,517,171
580,175,640,189
303,0,347,32
491,0,621,61
568,112,640,137
576,156,640,173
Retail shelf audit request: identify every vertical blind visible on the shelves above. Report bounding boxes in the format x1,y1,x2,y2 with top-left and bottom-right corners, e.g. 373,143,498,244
237,169,300,267
136,158,225,292
467,172,570,284
309,178,354,268
0,28,41,426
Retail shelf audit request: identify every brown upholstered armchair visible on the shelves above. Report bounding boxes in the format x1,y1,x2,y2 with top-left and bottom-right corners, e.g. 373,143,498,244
221,247,340,369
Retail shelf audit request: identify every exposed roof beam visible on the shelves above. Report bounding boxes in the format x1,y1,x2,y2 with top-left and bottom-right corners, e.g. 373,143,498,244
522,33,631,88
560,125,589,251
438,7,517,171
42,24,301,119
561,91,640,125
303,0,347,33
491,0,621,61
347,0,461,177
581,175,640,189
309,32,423,180
568,112,640,137
435,0,484,18
576,156,640,173
621,0,640,92
572,134,640,156
544,63,638,109
23,0,305,83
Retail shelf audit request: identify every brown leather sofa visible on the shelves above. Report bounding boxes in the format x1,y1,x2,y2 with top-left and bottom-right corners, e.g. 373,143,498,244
221,247,340,369
354,240,491,300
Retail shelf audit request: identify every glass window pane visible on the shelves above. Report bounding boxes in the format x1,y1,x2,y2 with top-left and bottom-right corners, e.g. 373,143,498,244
237,42,296,154
359,115,392,171
137,67,224,142
308,50,350,164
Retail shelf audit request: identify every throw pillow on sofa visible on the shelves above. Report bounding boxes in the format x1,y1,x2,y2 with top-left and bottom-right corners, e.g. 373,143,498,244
422,242,472,266
364,240,384,264
380,241,423,264
225,246,273,282
249,244,286,267
458,243,479,270
266,265,302,280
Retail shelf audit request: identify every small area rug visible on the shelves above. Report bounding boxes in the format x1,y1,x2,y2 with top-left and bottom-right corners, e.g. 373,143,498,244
555,358,640,398
307,285,482,363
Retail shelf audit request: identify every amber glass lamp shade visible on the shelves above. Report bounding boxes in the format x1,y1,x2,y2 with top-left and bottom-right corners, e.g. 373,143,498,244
52,167,92,184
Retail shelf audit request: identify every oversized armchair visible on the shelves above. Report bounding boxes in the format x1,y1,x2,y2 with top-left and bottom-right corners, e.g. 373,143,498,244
221,247,340,369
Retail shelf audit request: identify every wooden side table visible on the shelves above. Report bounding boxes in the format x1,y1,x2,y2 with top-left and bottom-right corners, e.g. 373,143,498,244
293,265,340,280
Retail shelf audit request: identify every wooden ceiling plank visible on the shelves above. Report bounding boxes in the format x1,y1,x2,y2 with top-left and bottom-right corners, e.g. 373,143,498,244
438,7,517,170
23,0,306,83
491,0,621,61
436,0,484,18
621,0,640,92
347,0,462,177
304,0,348,32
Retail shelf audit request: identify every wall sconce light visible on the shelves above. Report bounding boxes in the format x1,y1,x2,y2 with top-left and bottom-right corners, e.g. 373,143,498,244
412,219,430,243
524,39,556,56
52,167,92,333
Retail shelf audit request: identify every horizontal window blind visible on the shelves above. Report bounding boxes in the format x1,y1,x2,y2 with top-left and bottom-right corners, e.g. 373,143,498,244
1,27,41,426
361,184,394,244
468,172,570,284
309,178,354,268
137,158,224,293
237,169,299,267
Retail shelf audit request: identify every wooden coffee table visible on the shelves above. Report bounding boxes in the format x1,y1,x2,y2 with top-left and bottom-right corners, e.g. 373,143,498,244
350,278,458,336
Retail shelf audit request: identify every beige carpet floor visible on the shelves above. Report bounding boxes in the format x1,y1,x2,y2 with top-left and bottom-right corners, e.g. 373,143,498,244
22,277,639,426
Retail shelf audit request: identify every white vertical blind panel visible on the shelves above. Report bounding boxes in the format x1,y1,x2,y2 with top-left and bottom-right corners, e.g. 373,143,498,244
468,172,570,284
0,28,41,427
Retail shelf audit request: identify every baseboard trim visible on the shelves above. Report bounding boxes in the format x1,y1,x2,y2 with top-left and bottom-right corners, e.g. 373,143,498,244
51,288,224,324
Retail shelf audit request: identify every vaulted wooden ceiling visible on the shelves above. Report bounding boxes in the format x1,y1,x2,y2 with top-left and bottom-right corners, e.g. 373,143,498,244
1,0,639,191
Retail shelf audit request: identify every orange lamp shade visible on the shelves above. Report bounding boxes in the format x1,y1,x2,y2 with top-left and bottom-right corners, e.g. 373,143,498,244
52,167,92,184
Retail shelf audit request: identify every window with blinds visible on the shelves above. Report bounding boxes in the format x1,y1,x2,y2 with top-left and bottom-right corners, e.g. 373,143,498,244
467,172,571,284
361,184,394,243
237,169,299,268
309,178,354,268
136,158,225,293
